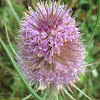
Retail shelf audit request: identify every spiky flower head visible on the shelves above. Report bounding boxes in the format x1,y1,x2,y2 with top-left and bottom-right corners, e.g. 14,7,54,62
17,1,86,91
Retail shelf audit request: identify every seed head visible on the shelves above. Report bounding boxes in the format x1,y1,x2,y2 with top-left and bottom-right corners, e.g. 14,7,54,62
17,1,87,91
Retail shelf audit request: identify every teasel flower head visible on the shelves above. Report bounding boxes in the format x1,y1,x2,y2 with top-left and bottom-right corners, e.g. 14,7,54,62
17,0,87,92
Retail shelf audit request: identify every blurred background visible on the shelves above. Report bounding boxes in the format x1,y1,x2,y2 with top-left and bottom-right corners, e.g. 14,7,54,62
0,0,100,100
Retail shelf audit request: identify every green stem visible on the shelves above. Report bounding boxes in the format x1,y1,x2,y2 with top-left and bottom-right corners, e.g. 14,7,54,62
22,94,32,100
5,24,19,58
0,56,19,77
86,0,100,47
73,84,92,100
0,38,43,100
6,0,20,23
86,61,100,73
62,87,76,100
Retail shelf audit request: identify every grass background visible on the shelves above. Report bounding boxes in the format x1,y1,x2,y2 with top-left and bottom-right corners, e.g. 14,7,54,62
0,0,100,100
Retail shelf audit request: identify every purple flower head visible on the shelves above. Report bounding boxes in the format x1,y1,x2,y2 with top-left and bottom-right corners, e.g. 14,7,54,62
17,1,87,91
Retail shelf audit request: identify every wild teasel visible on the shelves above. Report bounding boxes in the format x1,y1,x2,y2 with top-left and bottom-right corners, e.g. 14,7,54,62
17,0,87,94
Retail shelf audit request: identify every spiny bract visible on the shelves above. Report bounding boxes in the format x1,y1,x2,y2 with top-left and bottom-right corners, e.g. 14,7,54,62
17,1,87,91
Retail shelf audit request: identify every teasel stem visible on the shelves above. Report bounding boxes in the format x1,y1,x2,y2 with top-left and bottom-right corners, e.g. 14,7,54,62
86,61,100,73
6,0,20,23
0,56,19,77
22,94,32,100
5,24,19,58
73,84,92,100
86,0,100,47
62,87,76,100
